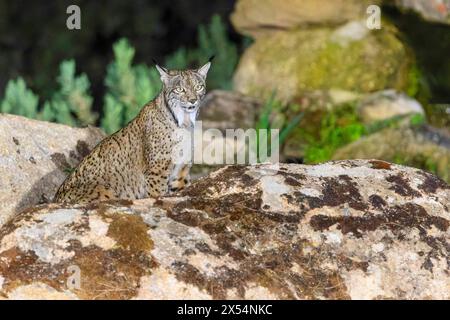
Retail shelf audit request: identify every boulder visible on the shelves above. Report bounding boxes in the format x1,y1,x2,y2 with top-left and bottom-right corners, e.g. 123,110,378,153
231,0,379,38
395,0,450,25
233,21,413,102
0,114,105,228
333,126,450,182
0,160,449,300
357,90,424,124
199,90,261,131
192,90,262,179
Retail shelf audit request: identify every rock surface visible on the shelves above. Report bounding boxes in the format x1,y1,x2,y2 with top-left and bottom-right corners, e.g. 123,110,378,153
233,20,413,102
231,0,379,38
0,160,449,300
199,90,261,131
357,90,424,124
396,0,450,25
192,90,262,179
333,126,450,183
0,114,105,228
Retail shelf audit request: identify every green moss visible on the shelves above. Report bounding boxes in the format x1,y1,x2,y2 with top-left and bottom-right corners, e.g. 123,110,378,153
406,64,421,98
423,103,450,129
302,103,366,164
236,21,414,102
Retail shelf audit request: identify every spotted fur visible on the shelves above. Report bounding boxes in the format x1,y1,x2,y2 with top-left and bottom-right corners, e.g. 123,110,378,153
54,62,211,204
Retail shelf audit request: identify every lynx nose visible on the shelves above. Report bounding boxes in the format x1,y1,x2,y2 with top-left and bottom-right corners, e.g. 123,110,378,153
188,98,197,104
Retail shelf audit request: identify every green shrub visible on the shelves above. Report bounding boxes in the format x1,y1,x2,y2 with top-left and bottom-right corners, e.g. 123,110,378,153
303,104,366,164
1,18,239,131
301,105,429,165
256,94,303,162
101,39,161,133
0,78,40,119
165,14,238,90
0,61,97,127
42,60,97,126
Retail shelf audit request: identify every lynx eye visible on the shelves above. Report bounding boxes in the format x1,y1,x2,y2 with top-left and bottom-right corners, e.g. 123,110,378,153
194,84,204,91
174,87,185,94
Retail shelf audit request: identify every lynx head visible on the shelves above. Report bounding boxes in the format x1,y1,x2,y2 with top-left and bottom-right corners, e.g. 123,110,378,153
155,60,211,127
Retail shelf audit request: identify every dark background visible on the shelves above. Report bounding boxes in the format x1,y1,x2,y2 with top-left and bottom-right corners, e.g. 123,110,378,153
0,0,239,109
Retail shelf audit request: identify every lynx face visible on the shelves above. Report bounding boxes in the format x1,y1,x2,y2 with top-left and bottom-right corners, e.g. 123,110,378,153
156,62,210,127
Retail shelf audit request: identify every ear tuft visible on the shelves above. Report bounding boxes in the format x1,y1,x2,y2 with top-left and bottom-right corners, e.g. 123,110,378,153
153,59,169,82
197,61,211,78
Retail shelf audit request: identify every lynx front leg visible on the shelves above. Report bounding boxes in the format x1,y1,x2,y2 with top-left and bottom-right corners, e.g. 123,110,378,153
146,174,169,197
56,184,117,204
144,159,175,197
168,164,191,194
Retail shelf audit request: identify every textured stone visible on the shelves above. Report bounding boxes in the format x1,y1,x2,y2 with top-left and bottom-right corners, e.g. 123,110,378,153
396,0,450,25
231,0,379,38
0,160,448,300
192,90,261,179
199,90,260,131
332,126,450,183
0,114,105,228
233,21,413,102
357,90,424,123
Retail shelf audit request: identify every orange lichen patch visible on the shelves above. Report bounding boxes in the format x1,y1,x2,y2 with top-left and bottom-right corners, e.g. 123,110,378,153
107,214,153,252
0,211,155,300
369,160,392,170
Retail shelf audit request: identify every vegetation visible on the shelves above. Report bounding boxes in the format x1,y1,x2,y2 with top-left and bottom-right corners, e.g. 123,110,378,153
101,39,161,133
0,12,446,182
301,104,430,166
1,78,40,119
0,15,238,133
165,14,238,90
302,103,366,164
255,93,303,162
42,60,97,127
0,61,96,127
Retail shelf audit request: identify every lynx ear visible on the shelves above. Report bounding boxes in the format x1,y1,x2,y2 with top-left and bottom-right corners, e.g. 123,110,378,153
153,59,170,82
197,60,212,79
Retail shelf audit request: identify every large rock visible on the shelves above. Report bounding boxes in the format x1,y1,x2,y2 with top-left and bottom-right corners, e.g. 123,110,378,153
357,90,424,124
233,20,413,102
199,90,261,131
0,114,105,228
192,90,262,179
333,126,450,183
0,160,449,299
231,0,379,38
395,0,450,25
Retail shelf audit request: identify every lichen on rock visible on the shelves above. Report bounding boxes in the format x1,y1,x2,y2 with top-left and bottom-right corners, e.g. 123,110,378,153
233,20,414,102
0,160,448,300
0,114,105,229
